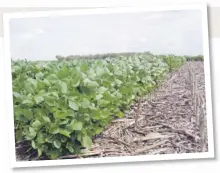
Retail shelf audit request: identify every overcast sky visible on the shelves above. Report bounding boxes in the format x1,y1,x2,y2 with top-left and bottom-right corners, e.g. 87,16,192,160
9,10,203,60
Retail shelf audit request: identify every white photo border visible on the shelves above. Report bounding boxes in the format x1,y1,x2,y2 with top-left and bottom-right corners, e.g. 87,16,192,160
2,3,215,168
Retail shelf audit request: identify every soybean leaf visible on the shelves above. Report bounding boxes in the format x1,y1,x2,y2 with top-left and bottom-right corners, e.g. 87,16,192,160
53,140,61,149
32,120,41,129
59,129,71,138
34,96,44,104
82,135,93,148
68,101,79,111
81,98,90,108
68,121,83,131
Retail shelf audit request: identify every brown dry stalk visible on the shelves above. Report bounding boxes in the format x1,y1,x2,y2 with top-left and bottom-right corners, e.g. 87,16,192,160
132,129,146,136
102,136,131,148
168,73,177,83
170,81,173,94
171,141,194,151
197,93,206,152
149,148,169,155
132,140,169,155
134,98,142,129
160,123,200,142
59,149,127,159
193,76,198,114
188,68,191,86
195,93,200,126
191,71,194,97
59,151,101,159
133,125,164,133
132,132,174,143
112,118,134,123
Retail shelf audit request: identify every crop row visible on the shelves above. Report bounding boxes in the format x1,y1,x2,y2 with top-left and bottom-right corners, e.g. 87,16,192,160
12,54,185,159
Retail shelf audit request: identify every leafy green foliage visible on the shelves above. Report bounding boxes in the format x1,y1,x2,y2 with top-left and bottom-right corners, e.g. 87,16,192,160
12,53,185,159
157,54,186,72
184,55,204,61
